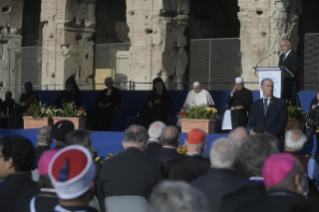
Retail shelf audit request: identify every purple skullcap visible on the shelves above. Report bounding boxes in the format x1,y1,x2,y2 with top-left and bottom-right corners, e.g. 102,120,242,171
262,153,295,187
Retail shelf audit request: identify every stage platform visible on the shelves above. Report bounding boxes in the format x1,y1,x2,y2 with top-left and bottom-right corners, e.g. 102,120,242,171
0,129,315,159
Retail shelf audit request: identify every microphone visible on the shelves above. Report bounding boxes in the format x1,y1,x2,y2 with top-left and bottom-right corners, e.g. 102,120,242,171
255,51,276,67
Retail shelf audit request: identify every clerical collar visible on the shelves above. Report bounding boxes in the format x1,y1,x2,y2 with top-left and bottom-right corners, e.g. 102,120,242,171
249,177,264,182
40,188,56,193
38,143,50,147
148,139,160,144
186,152,201,156
163,146,176,150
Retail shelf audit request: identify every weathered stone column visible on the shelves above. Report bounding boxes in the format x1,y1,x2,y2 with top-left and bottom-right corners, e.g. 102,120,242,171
0,0,25,100
238,0,302,90
126,0,189,90
41,0,97,90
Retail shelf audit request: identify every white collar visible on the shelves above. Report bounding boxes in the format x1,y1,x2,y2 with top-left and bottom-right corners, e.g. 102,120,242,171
148,139,161,144
186,152,201,156
40,188,56,193
163,146,176,150
263,96,272,100
285,49,292,57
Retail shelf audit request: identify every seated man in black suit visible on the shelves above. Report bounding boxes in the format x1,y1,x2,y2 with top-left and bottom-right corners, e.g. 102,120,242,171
34,125,52,168
249,78,288,151
191,137,247,212
98,125,165,203
147,126,184,170
0,136,40,212
235,154,308,212
167,128,210,183
145,121,166,154
2,91,15,114
221,134,279,212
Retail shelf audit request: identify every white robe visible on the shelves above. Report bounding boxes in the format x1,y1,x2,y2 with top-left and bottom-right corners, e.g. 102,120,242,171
177,89,215,126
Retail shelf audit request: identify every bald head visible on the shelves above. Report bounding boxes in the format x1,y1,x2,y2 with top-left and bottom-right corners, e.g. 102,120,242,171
285,129,306,151
161,126,180,147
228,127,249,147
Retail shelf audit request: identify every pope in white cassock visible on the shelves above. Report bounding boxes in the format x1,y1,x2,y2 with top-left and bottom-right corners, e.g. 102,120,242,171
177,82,215,126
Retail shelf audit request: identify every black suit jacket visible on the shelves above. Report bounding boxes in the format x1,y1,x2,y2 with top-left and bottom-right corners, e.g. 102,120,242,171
278,50,299,92
220,181,266,212
167,155,210,183
0,173,40,212
34,145,51,168
95,87,122,106
145,141,162,154
97,147,165,202
147,147,184,170
248,96,288,150
191,168,247,212
234,193,306,212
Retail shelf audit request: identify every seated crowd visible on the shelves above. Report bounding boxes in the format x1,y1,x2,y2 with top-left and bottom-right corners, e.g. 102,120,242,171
0,119,319,212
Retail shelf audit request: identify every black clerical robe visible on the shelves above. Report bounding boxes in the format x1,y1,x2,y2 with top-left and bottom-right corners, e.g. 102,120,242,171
226,87,253,128
54,88,83,109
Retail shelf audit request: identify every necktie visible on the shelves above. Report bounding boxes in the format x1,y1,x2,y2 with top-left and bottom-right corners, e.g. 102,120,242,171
283,54,286,61
264,98,268,117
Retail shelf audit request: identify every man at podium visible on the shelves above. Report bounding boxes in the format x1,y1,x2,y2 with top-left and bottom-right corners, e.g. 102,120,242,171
278,39,299,106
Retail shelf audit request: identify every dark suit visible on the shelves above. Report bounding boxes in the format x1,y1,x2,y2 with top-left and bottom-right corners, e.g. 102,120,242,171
220,181,266,212
147,147,184,170
0,173,40,212
167,155,210,183
226,87,253,128
234,192,306,212
278,50,299,105
98,147,165,203
191,168,247,212
34,145,51,168
249,96,288,151
145,140,162,154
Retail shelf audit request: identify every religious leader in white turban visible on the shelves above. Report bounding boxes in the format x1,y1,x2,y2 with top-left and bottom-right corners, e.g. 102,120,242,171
177,82,214,126
221,77,253,131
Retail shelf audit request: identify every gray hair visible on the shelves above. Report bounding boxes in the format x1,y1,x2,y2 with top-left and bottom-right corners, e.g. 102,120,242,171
285,129,306,151
148,121,167,139
210,138,238,169
266,157,304,193
37,126,52,145
148,181,209,212
239,134,279,177
228,127,249,147
65,130,92,148
124,125,149,147
104,77,113,85
282,39,291,45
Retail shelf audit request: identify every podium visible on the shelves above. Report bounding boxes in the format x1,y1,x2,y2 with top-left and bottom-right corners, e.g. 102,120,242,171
254,66,294,99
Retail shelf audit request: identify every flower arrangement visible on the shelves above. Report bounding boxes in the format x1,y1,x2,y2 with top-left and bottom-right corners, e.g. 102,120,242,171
53,102,87,118
177,144,188,155
286,100,305,119
105,151,121,160
181,105,218,120
24,101,54,119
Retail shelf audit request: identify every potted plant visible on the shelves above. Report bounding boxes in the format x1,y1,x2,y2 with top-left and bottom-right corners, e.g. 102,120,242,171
180,105,218,133
23,101,54,129
284,100,306,133
52,102,86,129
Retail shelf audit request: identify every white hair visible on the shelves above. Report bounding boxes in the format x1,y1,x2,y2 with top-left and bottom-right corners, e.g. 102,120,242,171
210,138,238,169
148,121,167,139
285,129,306,151
228,127,248,147
37,125,52,145
193,81,200,87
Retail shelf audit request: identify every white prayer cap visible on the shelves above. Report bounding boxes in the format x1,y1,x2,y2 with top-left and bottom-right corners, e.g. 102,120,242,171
193,81,201,86
235,77,244,83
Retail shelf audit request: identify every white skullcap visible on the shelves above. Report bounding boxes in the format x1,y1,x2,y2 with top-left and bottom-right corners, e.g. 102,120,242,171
193,81,200,86
235,77,244,83
148,121,167,139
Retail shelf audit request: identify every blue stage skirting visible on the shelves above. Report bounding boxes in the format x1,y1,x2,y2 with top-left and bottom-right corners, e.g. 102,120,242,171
0,129,315,158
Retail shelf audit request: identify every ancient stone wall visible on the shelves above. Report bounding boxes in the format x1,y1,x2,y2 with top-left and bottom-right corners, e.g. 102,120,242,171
126,0,190,90
238,0,302,89
41,0,96,90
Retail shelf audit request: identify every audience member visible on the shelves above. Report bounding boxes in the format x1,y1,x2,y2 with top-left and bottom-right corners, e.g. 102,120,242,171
235,154,308,212
51,120,75,148
284,129,319,196
147,126,184,169
98,125,165,204
228,126,249,147
250,125,267,135
221,134,279,212
87,77,122,131
54,76,83,109
148,181,210,212
2,91,15,115
48,146,97,212
14,149,60,212
34,125,52,168
167,128,210,183
139,78,172,129
145,121,166,154
0,136,40,212
191,137,247,212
